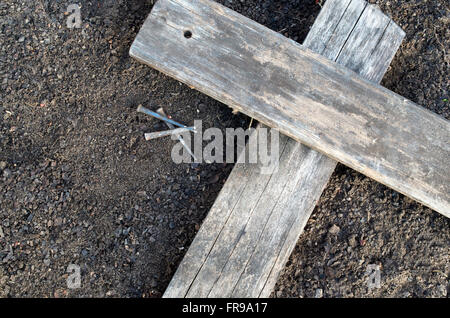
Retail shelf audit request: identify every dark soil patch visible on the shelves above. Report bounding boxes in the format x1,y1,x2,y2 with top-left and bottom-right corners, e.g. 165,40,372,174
0,0,448,297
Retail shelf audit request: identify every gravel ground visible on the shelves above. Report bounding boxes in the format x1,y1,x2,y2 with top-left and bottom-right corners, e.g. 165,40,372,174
0,0,448,298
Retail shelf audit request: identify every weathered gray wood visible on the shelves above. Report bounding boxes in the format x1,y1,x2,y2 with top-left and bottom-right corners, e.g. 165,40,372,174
208,134,336,298
305,0,367,61
130,0,450,217
160,0,407,298
187,127,288,297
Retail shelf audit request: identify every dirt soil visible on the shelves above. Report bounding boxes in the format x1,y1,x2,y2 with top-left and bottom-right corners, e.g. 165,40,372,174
0,0,448,298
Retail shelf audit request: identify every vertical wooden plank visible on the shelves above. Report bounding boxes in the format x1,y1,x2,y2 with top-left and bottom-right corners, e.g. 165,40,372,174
354,20,406,83
186,132,290,297
303,0,354,55
163,128,288,297
161,151,253,296
210,143,336,297
257,150,338,297
311,0,368,60
335,4,390,76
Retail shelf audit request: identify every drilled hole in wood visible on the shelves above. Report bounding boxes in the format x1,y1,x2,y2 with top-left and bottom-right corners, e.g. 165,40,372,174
184,30,192,38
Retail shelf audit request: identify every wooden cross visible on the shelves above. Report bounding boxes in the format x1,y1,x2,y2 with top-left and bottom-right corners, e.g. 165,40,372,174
130,0,449,297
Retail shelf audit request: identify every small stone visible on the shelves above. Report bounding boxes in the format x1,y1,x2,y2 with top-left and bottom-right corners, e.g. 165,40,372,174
437,284,447,297
360,238,367,247
348,234,358,247
402,291,411,297
137,191,147,198
314,288,323,298
3,169,12,178
54,217,63,226
3,245,13,262
1,285,10,297
197,103,206,112
43,258,50,266
18,36,25,42
0,226,4,238
329,224,340,235
208,174,220,184
0,161,6,170
150,278,158,288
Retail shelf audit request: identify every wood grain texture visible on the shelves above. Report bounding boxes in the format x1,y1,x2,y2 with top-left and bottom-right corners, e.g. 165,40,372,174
304,0,366,61
130,0,449,216
160,0,407,298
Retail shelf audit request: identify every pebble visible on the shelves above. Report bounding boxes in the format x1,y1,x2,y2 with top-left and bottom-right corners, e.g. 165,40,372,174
3,169,12,178
122,227,130,235
360,238,367,247
0,226,4,238
328,224,340,235
1,285,10,297
54,217,63,227
348,234,358,247
314,288,323,298
437,284,447,297
0,161,6,170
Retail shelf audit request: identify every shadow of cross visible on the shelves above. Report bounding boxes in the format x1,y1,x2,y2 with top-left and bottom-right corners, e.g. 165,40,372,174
129,0,449,297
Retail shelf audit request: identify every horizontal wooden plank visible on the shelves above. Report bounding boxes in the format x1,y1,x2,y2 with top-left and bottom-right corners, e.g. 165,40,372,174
130,0,449,217
162,0,406,298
